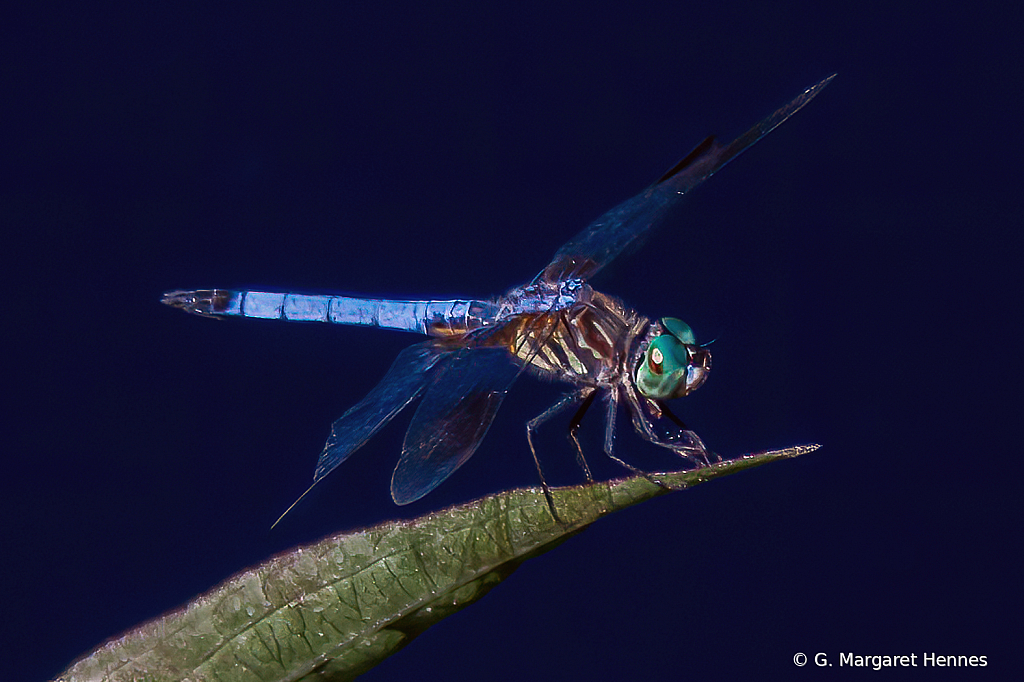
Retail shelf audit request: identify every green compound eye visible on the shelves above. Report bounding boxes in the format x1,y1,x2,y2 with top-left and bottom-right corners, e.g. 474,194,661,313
661,317,695,344
635,319,711,400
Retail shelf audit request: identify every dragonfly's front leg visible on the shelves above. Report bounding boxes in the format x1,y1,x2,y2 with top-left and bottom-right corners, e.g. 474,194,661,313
603,386,686,496
656,400,720,466
622,381,716,467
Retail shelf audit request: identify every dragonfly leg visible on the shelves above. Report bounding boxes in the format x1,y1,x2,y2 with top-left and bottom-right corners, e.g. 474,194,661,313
526,388,594,521
657,401,721,466
605,387,696,494
567,390,597,482
601,387,645,476
620,380,717,470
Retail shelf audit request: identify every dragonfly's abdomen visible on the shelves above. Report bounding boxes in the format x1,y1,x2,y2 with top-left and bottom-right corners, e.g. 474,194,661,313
161,289,499,336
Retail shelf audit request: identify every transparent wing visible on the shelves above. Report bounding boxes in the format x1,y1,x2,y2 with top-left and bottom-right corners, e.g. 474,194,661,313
390,346,523,504
312,340,450,484
390,311,564,504
539,74,834,283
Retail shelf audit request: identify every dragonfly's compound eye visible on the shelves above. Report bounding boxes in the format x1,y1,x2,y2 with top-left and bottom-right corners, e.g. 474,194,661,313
660,317,696,345
635,321,713,400
637,334,693,399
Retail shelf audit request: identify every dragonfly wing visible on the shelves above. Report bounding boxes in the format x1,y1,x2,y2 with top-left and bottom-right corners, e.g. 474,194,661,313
539,74,834,283
312,340,449,484
391,345,524,505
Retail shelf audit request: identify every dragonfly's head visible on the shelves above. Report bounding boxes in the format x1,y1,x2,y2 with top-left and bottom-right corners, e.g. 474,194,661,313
635,317,711,400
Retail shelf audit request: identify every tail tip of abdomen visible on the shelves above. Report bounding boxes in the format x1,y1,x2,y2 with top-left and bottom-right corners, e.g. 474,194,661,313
161,289,233,316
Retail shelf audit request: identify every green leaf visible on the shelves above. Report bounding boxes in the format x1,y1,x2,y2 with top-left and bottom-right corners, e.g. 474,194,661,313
55,444,818,682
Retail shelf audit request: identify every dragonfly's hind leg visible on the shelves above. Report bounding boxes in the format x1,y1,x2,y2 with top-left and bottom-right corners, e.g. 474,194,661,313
526,388,594,521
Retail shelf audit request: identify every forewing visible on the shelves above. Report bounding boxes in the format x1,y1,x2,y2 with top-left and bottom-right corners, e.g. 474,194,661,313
391,345,523,505
539,74,834,283
312,340,449,484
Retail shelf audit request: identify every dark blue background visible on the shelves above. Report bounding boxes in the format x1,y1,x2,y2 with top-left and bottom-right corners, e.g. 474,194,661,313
4,2,1018,680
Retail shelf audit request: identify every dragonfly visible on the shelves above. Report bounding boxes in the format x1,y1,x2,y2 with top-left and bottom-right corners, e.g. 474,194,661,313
164,74,833,523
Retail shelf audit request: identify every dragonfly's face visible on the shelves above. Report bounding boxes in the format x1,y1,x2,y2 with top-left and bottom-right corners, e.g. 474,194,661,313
635,318,711,400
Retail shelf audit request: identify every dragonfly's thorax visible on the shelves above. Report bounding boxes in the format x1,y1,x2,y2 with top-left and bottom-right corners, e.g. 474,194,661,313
496,278,592,320
487,286,643,387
